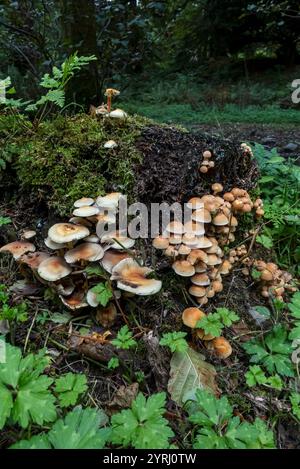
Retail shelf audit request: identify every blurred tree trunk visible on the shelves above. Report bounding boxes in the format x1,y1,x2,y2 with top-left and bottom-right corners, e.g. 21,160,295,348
58,0,100,107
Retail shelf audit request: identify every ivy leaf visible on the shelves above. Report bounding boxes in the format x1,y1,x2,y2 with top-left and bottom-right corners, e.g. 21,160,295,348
91,282,113,307
54,373,87,407
48,407,110,449
111,392,174,449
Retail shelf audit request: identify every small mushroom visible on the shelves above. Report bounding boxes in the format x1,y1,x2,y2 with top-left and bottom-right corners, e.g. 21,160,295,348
211,337,232,359
152,236,169,250
64,243,104,264
104,140,118,149
172,260,195,277
19,251,50,270
73,205,99,217
104,88,120,112
73,198,95,208
211,183,223,195
101,249,131,274
48,223,89,244
182,307,206,328
38,256,72,281
0,241,36,260
111,258,162,295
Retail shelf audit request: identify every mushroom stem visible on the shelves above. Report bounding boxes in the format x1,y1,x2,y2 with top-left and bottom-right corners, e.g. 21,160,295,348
107,95,112,112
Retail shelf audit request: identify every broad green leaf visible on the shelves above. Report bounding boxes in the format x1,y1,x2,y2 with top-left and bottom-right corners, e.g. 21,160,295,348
168,347,217,406
48,407,110,449
10,434,51,449
54,373,87,407
12,375,56,428
111,392,174,449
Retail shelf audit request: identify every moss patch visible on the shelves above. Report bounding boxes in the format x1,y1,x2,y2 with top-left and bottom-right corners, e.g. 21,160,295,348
1,113,150,215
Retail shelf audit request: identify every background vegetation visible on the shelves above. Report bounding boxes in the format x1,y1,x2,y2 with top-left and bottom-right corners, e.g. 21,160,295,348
0,0,299,124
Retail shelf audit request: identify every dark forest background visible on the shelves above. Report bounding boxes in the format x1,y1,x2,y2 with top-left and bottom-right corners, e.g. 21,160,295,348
0,0,300,123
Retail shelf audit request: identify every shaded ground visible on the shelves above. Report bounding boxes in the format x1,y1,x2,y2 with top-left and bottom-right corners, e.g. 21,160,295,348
189,123,300,162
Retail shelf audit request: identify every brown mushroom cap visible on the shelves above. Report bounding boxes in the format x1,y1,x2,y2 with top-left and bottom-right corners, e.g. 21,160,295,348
111,258,162,295
211,337,232,359
100,230,135,250
178,244,191,255
261,269,273,281
48,223,89,244
213,213,229,226
152,236,169,250
73,205,99,217
182,233,201,247
186,197,204,210
38,256,72,281
169,234,183,245
206,254,222,266
22,230,36,240
192,208,212,223
96,303,117,327
96,192,122,209
212,280,223,292
166,221,184,235
69,217,93,228
219,260,231,275
211,183,223,194
20,251,50,269
64,243,104,263
203,150,212,159
172,260,195,277
187,249,208,265
182,307,206,328
183,221,205,236
191,273,210,286
74,197,95,208
189,285,206,297
44,237,67,250
196,329,215,341
194,261,207,273
60,290,88,310
195,236,213,249
101,249,131,274
165,246,179,258
0,241,36,260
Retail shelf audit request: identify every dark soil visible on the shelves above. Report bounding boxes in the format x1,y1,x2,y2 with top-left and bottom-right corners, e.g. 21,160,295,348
134,125,259,205
190,123,300,163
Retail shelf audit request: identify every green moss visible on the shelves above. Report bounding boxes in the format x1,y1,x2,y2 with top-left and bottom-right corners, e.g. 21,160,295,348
3,113,150,215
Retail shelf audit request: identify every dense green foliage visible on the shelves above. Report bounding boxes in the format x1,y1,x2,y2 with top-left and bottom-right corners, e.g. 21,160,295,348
0,113,144,215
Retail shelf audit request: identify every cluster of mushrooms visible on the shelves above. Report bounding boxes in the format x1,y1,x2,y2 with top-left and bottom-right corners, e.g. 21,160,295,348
90,87,127,121
0,192,162,324
152,183,262,306
199,150,215,174
182,307,232,359
245,259,297,301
